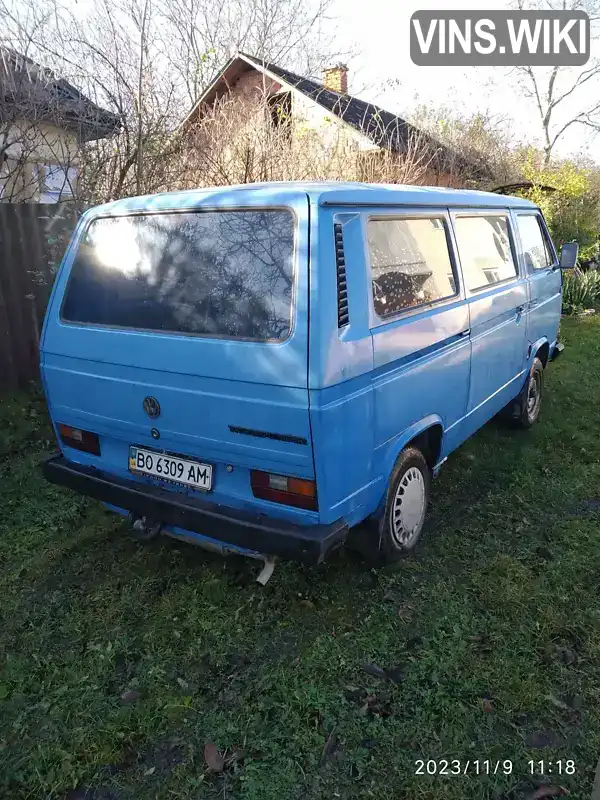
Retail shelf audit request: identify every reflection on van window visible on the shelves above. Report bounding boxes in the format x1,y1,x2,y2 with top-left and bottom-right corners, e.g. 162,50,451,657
516,214,553,270
62,210,295,340
454,215,517,290
367,218,457,318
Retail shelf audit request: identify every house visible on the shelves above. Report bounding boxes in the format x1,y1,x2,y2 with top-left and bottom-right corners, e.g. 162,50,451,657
0,47,119,202
181,52,479,186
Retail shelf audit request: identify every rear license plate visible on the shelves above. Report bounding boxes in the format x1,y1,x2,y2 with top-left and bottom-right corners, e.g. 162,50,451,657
129,447,212,491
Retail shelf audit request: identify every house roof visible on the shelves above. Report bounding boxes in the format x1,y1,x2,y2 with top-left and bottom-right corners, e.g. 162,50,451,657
241,53,424,155
1,47,120,141
182,52,485,177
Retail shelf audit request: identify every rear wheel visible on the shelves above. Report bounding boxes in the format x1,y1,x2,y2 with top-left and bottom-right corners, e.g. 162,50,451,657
379,447,431,563
508,356,544,429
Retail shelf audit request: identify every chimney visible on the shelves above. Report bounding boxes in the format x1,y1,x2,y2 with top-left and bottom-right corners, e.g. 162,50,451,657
322,63,349,95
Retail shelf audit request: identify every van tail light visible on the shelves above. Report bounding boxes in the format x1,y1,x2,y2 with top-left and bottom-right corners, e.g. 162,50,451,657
250,470,317,510
57,424,101,456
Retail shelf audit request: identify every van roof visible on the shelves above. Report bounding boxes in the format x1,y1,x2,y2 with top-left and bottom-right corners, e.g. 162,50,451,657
89,181,538,216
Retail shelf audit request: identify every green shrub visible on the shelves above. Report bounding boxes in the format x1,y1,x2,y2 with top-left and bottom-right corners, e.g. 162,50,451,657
562,267,600,315
519,154,600,263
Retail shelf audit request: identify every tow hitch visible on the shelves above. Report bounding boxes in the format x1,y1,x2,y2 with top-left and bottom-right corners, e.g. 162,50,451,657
125,513,278,583
127,513,163,541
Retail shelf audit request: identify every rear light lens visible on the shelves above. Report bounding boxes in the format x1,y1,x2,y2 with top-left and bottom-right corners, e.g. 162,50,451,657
250,470,317,510
58,424,101,455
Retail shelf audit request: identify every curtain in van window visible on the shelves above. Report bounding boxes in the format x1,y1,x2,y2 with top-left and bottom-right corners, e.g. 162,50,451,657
61,210,295,341
367,217,457,317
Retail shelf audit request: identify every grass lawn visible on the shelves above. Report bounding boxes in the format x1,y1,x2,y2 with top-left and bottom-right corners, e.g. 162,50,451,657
1,316,600,800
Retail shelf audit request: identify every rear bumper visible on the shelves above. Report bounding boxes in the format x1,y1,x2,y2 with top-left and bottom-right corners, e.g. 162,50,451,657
41,455,347,564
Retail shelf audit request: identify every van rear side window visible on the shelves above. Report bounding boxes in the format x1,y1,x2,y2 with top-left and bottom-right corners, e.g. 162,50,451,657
367,217,457,318
61,210,295,341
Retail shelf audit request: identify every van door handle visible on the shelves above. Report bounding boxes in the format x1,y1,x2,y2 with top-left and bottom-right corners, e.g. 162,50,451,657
460,329,471,337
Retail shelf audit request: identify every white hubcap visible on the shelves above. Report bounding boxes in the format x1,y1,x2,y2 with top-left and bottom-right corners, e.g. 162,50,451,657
391,466,426,547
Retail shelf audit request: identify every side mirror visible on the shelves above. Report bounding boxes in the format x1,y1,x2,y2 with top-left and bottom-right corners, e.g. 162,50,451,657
560,241,579,269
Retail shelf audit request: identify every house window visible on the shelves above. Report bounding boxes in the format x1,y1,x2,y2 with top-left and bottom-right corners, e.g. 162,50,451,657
36,164,78,203
268,92,292,138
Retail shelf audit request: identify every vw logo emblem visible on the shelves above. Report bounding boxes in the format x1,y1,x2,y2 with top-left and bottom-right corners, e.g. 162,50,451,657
143,396,160,419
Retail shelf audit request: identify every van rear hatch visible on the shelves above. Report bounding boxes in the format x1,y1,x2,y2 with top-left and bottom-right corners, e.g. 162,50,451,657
41,191,314,523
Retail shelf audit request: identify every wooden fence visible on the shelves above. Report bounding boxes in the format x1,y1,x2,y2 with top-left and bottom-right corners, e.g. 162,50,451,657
0,202,80,390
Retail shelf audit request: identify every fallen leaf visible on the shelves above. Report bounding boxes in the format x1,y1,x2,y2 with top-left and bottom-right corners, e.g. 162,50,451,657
344,686,366,702
525,729,566,749
176,677,189,691
359,700,371,716
360,739,377,750
565,694,582,711
227,653,250,669
225,747,246,767
527,786,569,799
144,766,156,776
360,663,388,681
321,729,337,763
204,742,225,773
65,787,118,800
482,697,493,713
545,694,569,711
560,648,577,666
119,689,140,706
383,666,404,684
355,693,393,718
397,603,415,621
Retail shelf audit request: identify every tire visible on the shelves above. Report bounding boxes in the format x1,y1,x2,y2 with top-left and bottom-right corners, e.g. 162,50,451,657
379,447,431,563
509,356,544,429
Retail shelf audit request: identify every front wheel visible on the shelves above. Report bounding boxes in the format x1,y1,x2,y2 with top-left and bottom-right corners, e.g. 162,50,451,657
379,447,431,563
510,356,544,429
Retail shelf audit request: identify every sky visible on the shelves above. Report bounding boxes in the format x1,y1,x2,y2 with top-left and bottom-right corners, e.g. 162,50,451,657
330,0,600,162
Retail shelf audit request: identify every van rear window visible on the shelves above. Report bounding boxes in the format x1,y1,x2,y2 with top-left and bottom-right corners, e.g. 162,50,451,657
61,210,295,341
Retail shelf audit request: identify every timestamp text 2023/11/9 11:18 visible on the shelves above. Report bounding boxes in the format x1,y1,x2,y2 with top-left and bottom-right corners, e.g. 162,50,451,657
414,759,577,777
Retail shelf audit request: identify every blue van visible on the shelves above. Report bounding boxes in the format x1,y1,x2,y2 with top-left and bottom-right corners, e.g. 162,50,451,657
41,182,577,564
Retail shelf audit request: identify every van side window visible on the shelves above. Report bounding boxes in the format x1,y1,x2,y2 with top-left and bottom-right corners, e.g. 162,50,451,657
516,214,554,270
367,217,457,318
454,215,517,291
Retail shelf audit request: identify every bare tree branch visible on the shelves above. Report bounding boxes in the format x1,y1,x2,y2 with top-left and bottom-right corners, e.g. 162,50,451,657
513,0,600,163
